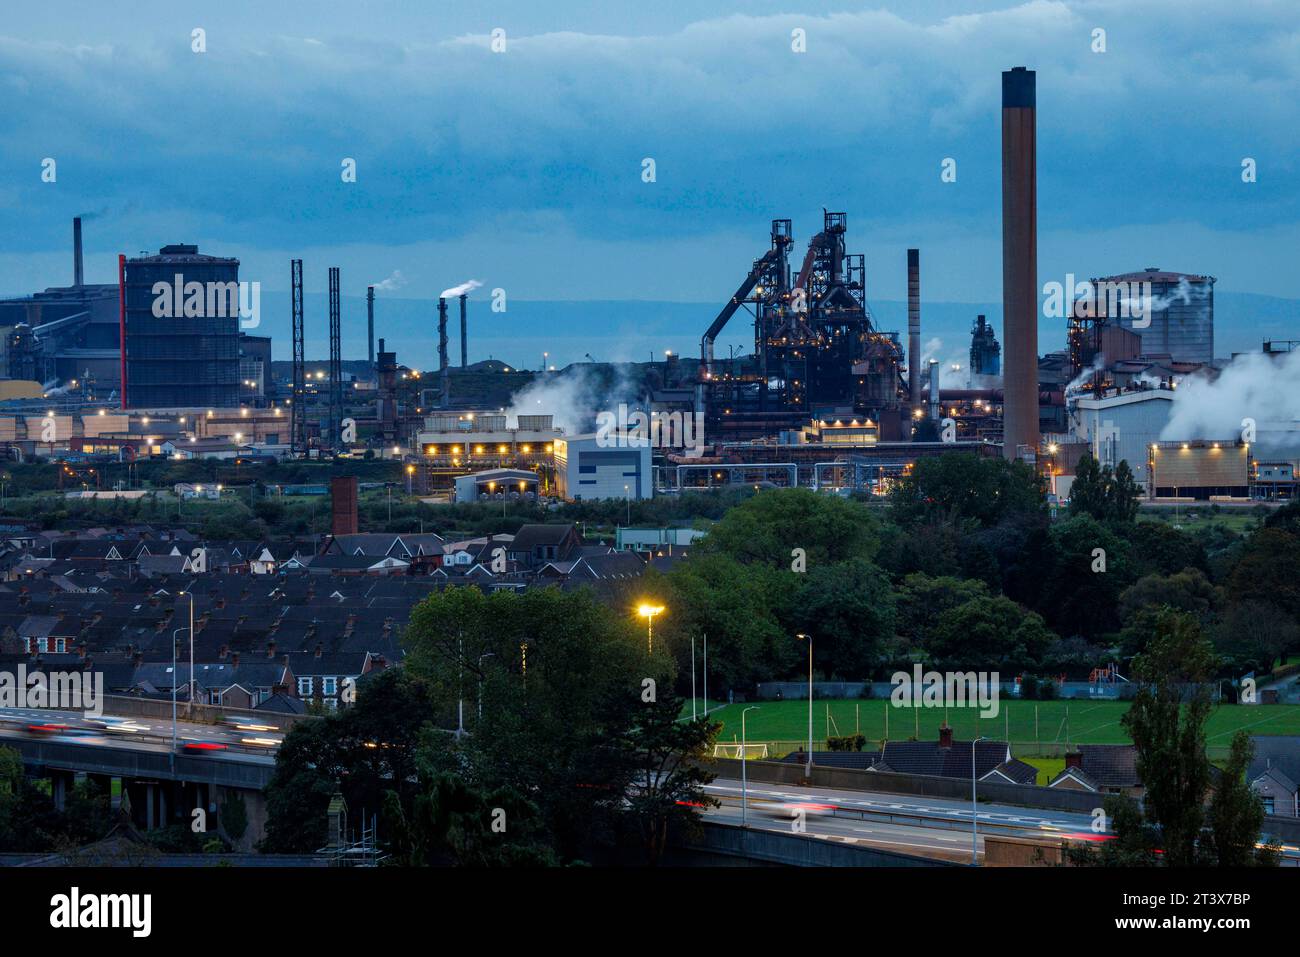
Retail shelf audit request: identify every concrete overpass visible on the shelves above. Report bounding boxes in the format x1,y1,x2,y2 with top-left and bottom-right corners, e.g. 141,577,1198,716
0,710,278,849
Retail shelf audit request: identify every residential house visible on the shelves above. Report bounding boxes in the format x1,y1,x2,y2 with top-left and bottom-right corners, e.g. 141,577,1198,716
1249,736,1300,817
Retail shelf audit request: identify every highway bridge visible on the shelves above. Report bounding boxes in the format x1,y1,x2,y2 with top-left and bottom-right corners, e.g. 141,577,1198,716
0,707,279,849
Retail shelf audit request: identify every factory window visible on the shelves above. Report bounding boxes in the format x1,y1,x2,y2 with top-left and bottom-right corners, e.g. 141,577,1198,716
322,677,338,696
298,677,314,697
579,465,596,474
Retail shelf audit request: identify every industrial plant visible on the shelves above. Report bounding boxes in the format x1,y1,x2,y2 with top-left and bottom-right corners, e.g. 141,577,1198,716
0,66,1293,507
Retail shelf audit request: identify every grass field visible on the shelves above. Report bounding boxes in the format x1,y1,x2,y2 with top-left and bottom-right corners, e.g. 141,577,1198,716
699,698,1300,760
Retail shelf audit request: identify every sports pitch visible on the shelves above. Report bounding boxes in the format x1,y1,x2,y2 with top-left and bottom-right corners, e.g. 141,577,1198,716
701,698,1300,759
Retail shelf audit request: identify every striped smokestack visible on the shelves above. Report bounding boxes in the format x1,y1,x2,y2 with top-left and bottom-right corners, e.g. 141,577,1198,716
73,217,84,287
438,297,449,408
366,285,375,369
1001,66,1039,461
907,248,921,415
459,294,467,368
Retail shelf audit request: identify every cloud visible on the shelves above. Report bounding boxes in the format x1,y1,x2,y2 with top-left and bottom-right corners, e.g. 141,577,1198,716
0,1,1296,305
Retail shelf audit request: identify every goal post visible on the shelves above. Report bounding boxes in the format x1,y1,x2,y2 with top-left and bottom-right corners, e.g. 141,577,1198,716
712,742,769,760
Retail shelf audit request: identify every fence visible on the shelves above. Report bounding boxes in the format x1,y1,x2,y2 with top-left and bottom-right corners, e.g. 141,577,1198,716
727,738,1237,762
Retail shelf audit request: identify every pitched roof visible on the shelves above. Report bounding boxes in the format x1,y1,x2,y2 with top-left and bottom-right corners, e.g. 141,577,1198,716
510,524,578,551
1075,744,1142,789
982,758,1038,786
876,738,1013,779
1048,765,1101,791
1248,736,1300,786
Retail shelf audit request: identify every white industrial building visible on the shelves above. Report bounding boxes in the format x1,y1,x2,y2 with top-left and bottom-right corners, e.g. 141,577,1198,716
553,433,652,501
454,468,542,503
1068,389,1175,490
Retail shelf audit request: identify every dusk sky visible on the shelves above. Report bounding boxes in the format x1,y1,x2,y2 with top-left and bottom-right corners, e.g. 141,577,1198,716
1,0,1296,311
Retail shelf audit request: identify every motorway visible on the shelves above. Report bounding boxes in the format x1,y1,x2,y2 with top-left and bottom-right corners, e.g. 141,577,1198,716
0,706,281,764
703,778,1300,865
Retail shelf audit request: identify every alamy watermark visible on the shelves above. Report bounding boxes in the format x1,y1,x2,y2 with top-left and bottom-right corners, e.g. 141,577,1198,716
151,275,261,329
0,666,104,717
1042,274,1153,329
890,665,1000,719
596,403,705,458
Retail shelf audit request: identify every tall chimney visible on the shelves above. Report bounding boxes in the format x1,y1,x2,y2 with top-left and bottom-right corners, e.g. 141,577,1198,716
928,359,941,421
907,248,921,415
437,297,449,408
366,285,375,370
73,217,84,287
459,294,468,368
1001,66,1039,461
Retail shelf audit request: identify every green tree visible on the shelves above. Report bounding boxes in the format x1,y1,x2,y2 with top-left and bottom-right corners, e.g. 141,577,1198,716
405,586,648,861
790,559,895,677
894,574,989,652
663,553,796,690
1069,453,1140,523
1067,794,1159,867
696,487,880,568
220,793,249,843
384,775,556,867
1030,514,1134,639
261,669,436,853
0,747,20,844
1206,732,1275,867
1122,609,1217,868
1107,460,1142,522
1213,600,1300,675
1118,568,1218,625
602,693,719,865
889,453,1044,530
925,595,1055,672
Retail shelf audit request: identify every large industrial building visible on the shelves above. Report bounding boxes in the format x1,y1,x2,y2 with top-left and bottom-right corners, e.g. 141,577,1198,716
695,212,908,443
1067,389,1177,490
553,433,652,501
1090,268,1215,365
123,244,242,409
0,218,122,396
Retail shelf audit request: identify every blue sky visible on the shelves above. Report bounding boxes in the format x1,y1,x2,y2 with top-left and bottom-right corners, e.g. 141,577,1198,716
1,0,1296,316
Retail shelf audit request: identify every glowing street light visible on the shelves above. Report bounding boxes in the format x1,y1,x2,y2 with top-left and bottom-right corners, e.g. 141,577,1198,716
637,604,665,655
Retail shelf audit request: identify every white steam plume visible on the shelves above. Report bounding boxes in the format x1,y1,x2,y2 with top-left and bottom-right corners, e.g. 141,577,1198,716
440,278,483,299
371,270,407,292
1161,349,1300,455
505,364,638,436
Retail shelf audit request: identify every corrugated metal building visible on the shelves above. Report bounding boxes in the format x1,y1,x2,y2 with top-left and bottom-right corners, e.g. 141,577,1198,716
1069,389,1176,490
1091,268,1215,365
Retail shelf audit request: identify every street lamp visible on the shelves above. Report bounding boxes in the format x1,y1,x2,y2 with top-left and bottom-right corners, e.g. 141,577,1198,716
742,706,759,826
624,484,631,526
796,633,813,778
406,464,415,495
637,603,664,655
170,626,186,768
178,591,195,716
971,735,987,865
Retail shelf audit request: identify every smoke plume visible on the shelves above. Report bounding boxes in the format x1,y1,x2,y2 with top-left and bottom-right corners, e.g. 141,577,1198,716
440,279,483,299
505,363,638,436
1161,349,1300,455
371,270,407,292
